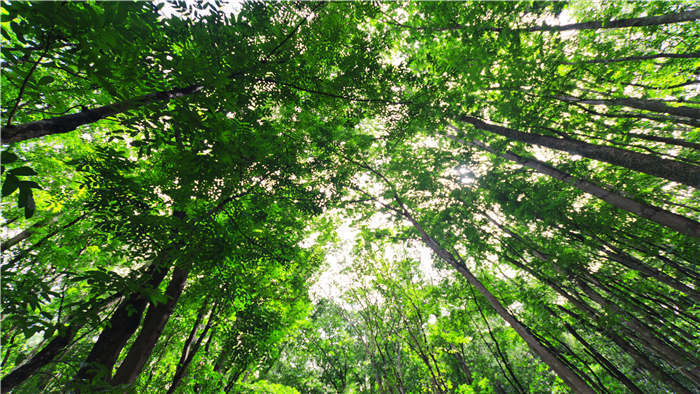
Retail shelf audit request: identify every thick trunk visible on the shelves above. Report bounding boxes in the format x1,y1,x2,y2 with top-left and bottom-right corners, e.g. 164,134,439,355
456,115,700,188
556,95,700,123
2,85,203,144
396,207,595,393
562,51,700,65
111,267,189,387
73,263,169,385
447,132,700,238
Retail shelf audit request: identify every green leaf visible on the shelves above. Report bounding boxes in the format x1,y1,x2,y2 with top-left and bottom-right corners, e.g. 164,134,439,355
2,174,19,196
2,151,19,164
8,166,37,176
38,76,55,85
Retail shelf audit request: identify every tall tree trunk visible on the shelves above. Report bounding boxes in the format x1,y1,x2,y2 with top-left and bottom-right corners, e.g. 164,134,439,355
167,308,215,394
455,115,700,188
558,305,692,394
0,294,122,393
555,95,700,123
390,205,595,392
627,132,700,151
467,208,695,393
561,51,700,65
2,85,203,144
73,262,169,385
111,266,189,387
446,131,700,238
520,9,700,32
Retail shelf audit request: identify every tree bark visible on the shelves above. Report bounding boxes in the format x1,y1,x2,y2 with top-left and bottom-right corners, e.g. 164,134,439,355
558,305,692,394
627,132,700,151
561,51,700,65
456,115,700,188
385,200,596,392
2,85,203,144
73,262,169,385
519,9,700,32
556,95,700,123
167,307,215,394
111,266,189,387
0,294,121,393
447,132,700,238
6,214,86,268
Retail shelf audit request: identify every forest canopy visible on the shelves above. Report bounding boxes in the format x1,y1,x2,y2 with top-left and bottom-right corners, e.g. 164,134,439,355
1,1,698,393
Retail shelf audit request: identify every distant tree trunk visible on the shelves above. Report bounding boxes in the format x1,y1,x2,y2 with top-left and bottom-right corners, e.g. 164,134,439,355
111,266,189,387
2,85,203,144
558,305,692,394
446,132,700,238
392,203,595,393
455,115,700,188
166,303,216,394
73,262,169,385
450,344,474,385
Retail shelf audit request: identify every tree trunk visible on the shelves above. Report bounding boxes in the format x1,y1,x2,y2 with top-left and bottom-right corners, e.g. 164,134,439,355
558,306,692,394
166,304,215,394
556,95,700,123
561,51,700,65
6,214,86,268
456,115,700,188
0,294,122,393
627,132,700,151
447,132,700,238
2,85,203,144
521,9,700,32
393,205,595,393
111,266,189,387
73,262,169,385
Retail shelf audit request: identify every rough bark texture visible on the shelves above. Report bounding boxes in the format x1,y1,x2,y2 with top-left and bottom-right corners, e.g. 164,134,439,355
447,132,700,238
627,132,700,150
456,115,700,188
2,85,203,144
73,263,169,385
110,267,189,387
